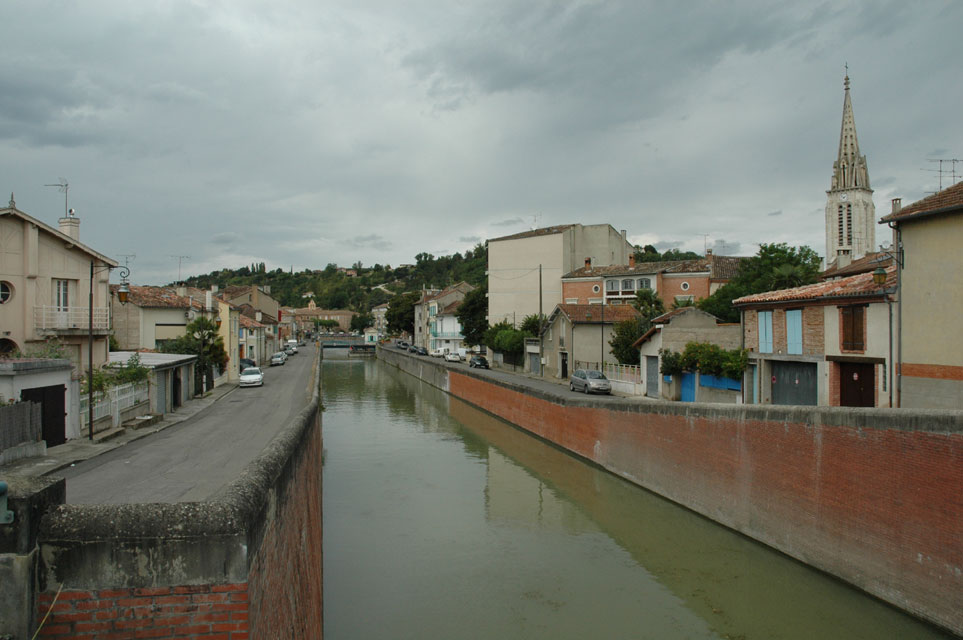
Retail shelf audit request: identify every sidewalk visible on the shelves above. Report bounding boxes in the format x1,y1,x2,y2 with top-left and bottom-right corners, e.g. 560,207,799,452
0,383,238,479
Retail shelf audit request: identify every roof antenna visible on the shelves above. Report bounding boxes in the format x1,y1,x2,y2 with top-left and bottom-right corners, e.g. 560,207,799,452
44,178,69,217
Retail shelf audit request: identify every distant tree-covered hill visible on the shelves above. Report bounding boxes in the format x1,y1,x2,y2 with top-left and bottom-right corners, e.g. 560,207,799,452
177,244,487,311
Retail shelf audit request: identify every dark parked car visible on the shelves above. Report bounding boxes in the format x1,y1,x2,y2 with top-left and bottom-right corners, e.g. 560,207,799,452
239,358,257,370
570,369,612,394
468,355,489,369
408,345,419,353
414,346,429,356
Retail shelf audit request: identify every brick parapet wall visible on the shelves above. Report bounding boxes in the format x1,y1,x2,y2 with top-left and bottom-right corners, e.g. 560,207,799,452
33,352,323,639
377,347,963,635
35,584,249,639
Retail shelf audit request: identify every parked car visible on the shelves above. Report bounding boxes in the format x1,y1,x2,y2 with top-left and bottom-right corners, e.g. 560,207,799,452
408,345,419,353
270,352,287,366
284,345,296,356
414,346,429,356
239,358,257,370
469,355,489,369
570,369,611,395
430,348,447,357
286,340,298,354
397,341,409,350
239,367,264,387
444,352,461,362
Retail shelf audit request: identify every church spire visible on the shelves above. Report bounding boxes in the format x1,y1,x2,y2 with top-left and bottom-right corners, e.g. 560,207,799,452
831,71,871,191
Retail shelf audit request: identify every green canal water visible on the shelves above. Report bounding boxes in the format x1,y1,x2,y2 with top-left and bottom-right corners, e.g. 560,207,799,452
322,355,952,639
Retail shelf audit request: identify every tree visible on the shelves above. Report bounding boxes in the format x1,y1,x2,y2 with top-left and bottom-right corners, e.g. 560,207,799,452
457,285,488,347
519,314,542,336
633,289,666,321
158,317,227,394
350,312,374,332
386,291,420,336
697,243,821,323
609,317,649,365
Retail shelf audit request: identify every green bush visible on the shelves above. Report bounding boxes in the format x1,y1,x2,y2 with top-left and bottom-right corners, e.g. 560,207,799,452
660,343,749,380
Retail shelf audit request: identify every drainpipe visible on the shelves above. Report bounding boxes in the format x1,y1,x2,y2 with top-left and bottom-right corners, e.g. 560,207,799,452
887,219,903,408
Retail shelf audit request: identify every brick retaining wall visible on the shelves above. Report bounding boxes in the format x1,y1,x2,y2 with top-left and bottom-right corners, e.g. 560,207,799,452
379,346,963,635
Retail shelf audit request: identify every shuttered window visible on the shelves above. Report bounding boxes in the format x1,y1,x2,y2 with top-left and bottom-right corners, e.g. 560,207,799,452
840,306,865,351
786,309,803,355
758,311,773,353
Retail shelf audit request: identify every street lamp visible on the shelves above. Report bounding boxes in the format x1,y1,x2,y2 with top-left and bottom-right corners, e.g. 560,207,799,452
872,266,887,286
88,263,130,440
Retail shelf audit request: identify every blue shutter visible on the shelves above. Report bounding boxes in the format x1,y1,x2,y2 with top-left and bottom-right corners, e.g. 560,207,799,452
758,311,773,353
786,309,802,355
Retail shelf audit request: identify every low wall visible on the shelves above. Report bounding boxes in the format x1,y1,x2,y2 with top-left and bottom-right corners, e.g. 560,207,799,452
378,346,963,635
30,355,323,639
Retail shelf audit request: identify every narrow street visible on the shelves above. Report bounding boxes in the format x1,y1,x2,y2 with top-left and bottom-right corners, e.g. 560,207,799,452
59,346,317,504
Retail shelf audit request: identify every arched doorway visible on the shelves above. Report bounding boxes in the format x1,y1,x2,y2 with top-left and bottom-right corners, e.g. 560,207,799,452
0,338,18,356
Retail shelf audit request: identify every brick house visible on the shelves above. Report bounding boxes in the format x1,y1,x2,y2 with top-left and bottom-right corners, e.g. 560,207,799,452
561,250,745,309
879,182,963,409
733,266,896,407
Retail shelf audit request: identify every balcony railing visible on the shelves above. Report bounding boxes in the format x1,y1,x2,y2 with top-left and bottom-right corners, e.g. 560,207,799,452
34,306,110,332
430,330,464,339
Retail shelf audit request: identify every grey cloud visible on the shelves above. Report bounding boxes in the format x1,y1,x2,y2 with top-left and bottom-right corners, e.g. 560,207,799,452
767,210,783,217
491,217,523,227
459,236,482,243
212,232,239,245
348,234,393,252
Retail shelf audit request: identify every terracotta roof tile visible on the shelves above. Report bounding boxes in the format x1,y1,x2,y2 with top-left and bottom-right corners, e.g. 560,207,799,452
563,256,748,280
114,285,202,309
557,304,641,324
733,266,895,306
881,180,963,222
820,252,893,280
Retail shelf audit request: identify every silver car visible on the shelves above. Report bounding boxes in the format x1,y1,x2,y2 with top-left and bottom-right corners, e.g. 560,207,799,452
239,367,264,387
570,369,611,394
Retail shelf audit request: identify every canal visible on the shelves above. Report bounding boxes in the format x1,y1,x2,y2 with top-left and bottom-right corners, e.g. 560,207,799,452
322,354,951,639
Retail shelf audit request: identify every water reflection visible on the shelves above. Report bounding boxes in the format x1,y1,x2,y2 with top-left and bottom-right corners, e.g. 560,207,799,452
323,357,951,640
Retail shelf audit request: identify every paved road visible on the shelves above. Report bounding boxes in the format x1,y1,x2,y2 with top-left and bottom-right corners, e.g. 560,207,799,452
61,346,317,504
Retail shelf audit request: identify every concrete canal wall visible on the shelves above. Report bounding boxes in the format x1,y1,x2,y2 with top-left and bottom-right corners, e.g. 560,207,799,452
378,347,963,635
14,362,324,639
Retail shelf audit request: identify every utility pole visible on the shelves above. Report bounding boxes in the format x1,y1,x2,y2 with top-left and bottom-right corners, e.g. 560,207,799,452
538,264,543,377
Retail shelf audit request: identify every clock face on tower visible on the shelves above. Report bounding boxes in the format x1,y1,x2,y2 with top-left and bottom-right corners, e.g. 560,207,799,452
840,192,848,201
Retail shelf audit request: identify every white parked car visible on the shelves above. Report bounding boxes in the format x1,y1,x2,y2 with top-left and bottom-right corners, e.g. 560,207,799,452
430,348,447,357
444,352,461,362
270,352,287,366
239,367,264,387
570,369,611,395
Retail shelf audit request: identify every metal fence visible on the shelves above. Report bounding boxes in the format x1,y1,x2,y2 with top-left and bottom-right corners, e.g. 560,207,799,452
574,361,643,384
80,381,150,430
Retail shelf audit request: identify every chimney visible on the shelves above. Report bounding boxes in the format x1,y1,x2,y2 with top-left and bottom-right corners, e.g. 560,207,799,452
891,198,902,214
59,212,80,241
628,254,636,267
210,284,219,293
176,286,187,297
205,291,213,311
706,248,712,256
836,251,852,269
584,257,592,269
262,285,271,294
256,310,263,322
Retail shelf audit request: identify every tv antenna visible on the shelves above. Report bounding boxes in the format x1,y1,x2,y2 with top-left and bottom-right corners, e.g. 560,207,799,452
921,158,961,191
44,178,70,217
118,253,136,268
169,255,191,282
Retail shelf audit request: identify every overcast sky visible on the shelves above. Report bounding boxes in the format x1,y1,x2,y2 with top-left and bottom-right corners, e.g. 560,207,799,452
2,1,960,285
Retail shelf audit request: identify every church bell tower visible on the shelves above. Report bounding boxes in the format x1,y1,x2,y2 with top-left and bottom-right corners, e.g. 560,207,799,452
825,72,875,267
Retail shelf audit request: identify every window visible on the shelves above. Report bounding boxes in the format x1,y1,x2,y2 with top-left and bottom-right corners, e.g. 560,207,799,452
838,205,845,244
55,279,69,309
786,309,802,355
758,310,773,353
605,280,619,292
637,278,651,290
846,204,853,245
681,281,690,291
621,279,635,291
840,306,865,351
592,284,601,293
0,281,11,304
